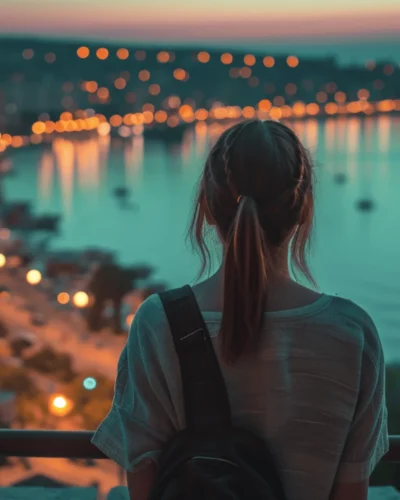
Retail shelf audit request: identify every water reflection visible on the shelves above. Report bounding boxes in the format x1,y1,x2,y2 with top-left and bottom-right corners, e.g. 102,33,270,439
336,118,347,150
304,119,319,151
124,136,144,182
181,130,194,165
347,118,360,180
323,118,336,173
53,138,75,216
38,150,54,202
35,117,395,204
378,115,391,154
75,137,101,191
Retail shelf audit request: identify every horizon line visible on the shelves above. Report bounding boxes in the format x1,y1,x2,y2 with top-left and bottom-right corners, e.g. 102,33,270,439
1,10,400,41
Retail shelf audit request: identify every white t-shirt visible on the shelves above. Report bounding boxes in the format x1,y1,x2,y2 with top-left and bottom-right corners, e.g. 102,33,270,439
92,292,389,500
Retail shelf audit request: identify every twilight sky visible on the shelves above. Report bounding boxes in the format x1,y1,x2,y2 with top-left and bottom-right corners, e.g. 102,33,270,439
1,0,399,41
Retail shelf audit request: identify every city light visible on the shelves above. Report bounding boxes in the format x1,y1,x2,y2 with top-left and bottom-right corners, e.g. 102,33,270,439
1,41,399,158
53,396,67,409
77,46,90,59
72,291,89,308
197,51,210,63
149,84,161,95
263,56,275,68
240,67,252,78
138,70,151,82
110,115,123,127
86,81,98,93
0,254,6,267
26,270,42,285
32,122,46,134
221,53,233,65
173,68,187,81
96,48,109,60
157,51,170,63
114,78,127,90
97,87,110,100
98,122,111,136
116,48,129,60
22,49,34,60
195,108,208,121
287,55,299,68
243,54,256,66
358,89,370,100
167,96,181,108
49,394,73,417
154,110,168,123
334,91,347,103
57,292,70,305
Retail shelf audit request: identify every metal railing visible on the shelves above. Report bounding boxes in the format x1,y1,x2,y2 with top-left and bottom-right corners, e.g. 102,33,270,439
1,430,400,462
0,430,106,459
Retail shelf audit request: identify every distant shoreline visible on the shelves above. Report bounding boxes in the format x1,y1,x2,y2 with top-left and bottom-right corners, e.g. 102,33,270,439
0,34,399,67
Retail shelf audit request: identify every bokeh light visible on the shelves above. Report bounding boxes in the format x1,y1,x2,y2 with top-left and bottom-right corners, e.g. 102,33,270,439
49,394,73,417
116,48,129,60
26,269,42,285
197,51,210,63
73,291,89,308
149,84,161,95
157,51,170,63
138,70,150,82
114,78,127,90
221,53,233,65
96,48,109,60
97,87,110,100
173,68,187,81
57,292,70,305
244,54,256,66
83,377,97,391
77,46,90,59
22,49,34,60
263,56,275,68
287,55,299,68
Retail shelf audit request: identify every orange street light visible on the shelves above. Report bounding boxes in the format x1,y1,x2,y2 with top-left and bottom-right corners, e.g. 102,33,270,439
49,394,73,417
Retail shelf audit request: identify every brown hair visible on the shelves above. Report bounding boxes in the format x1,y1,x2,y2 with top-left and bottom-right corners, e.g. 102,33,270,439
188,119,316,366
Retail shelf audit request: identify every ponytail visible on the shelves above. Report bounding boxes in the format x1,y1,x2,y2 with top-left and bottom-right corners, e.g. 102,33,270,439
220,195,272,366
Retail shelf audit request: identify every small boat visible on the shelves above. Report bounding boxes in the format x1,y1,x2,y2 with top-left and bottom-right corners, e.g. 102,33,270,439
356,199,375,211
334,173,347,184
113,187,130,198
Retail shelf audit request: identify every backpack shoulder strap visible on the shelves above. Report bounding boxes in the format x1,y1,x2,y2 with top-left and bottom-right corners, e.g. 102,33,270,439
158,284,231,432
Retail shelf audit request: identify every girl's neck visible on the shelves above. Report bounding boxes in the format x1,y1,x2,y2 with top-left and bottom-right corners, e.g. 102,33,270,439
192,262,320,314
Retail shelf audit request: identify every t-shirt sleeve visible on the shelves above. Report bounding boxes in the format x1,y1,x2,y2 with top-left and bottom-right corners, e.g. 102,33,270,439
335,313,389,483
91,296,177,472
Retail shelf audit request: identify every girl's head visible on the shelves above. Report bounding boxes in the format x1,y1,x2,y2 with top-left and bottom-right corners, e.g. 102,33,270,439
188,119,316,366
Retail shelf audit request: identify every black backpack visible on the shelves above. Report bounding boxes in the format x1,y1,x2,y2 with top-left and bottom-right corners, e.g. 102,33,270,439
149,285,288,500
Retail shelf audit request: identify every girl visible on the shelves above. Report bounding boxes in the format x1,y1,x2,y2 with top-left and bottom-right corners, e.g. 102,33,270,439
92,119,388,500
